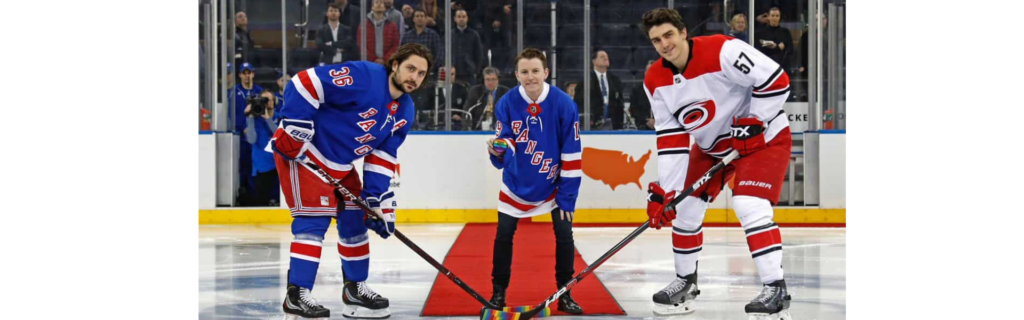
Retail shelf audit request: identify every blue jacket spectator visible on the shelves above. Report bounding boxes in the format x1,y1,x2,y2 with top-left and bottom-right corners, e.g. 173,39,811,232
245,90,282,206
229,62,263,202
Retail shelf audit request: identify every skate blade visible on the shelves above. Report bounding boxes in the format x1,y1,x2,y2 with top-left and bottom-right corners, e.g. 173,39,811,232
653,300,696,316
342,304,391,319
747,310,792,320
283,314,328,320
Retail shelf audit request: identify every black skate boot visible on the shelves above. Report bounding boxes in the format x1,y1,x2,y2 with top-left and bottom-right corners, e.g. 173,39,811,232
282,284,330,319
557,290,583,314
652,272,700,316
489,285,507,309
744,280,792,320
341,281,390,319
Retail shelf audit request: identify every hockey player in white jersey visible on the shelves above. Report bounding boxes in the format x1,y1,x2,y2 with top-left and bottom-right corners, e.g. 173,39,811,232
640,8,793,320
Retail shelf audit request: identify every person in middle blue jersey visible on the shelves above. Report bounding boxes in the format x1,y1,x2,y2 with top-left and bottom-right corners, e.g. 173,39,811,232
485,48,584,315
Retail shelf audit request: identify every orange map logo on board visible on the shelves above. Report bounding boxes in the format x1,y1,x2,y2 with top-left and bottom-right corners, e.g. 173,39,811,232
582,147,652,190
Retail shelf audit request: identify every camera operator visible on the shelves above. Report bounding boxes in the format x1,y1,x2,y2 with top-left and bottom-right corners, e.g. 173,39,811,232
244,90,282,206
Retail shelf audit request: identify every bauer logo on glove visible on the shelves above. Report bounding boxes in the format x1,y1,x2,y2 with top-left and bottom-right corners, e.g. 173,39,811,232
273,119,315,160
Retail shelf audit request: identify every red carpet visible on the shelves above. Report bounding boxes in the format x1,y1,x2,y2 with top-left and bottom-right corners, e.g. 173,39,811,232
421,222,626,316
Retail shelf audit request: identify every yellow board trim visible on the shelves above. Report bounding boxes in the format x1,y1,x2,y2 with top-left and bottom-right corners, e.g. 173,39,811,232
199,208,845,225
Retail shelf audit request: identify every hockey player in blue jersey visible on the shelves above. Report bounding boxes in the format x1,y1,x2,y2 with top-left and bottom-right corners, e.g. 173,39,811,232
485,48,584,314
271,43,432,319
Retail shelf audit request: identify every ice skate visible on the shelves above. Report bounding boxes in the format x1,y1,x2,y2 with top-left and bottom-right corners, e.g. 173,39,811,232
745,280,792,320
341,281,391,319
282,284,330,320
652,273,700,315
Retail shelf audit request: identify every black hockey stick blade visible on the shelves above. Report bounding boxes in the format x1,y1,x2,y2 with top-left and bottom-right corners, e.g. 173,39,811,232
503,150,741,320
296,157,501,310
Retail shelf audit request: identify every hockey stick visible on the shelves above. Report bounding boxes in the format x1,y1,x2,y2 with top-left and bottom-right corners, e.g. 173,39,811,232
295,157,501,310
488,150,740,320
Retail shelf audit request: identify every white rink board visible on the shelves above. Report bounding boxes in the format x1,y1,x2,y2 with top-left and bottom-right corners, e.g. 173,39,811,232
198,133,845,210
820,133,846,208
198,134,217,209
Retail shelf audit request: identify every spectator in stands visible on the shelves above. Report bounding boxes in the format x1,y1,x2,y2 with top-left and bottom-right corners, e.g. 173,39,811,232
332,0,362,29
234,12,255,64
482,0,514,49
244,90,282,207
795,15,827,102
798,15,827,77
439,66,470,130
402,9,444,72
451,9,485,85
401,5,415,34
317,3,356,65
728,12,748,43
450,1,477,15
419,0,441,34
754,7,792,72
564,81,578,99
231,62,262,205
465,67,510,130
382,0,406,41
630,60,657,131
275,72,289,108
573,50,625,130
358,0,401,65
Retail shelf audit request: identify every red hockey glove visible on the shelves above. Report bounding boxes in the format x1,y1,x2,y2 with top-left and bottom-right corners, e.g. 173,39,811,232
730,117,766,157
272,119,314,160
646,182,677,230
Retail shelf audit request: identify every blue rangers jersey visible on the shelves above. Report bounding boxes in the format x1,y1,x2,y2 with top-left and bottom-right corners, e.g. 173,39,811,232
489,82,582,217
278,61,413,206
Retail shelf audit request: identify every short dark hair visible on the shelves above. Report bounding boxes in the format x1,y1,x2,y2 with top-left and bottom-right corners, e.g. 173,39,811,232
641,8,687,36
482,66,499,78
413,8,425,16
591,49,607,60
387,43,434,78
327,3,341,11
514,48,547,70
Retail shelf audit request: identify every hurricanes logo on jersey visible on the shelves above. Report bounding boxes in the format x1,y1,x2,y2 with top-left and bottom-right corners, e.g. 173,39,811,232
674,100,717,132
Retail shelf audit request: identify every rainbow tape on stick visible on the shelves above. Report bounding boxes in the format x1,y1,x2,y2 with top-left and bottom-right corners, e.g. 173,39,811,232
480,306,551,319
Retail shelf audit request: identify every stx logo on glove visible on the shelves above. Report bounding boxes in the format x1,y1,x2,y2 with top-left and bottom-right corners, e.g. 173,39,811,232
731,126,751,138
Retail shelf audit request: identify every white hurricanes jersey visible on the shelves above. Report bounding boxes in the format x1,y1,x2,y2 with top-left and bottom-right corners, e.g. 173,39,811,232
643,35,791,193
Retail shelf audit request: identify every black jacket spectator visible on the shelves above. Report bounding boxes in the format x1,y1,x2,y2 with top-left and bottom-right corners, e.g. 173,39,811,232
465,83,509,130
629,82,655,130
235,26,255,64
336,2,362,29
481,0,515,49
439,81,470,130
316,22,356,65
754,24,793,71
451,26,485,85
573,71,625,130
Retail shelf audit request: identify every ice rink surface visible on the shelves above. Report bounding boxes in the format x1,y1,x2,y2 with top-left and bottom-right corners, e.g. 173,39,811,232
199,224,845,319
